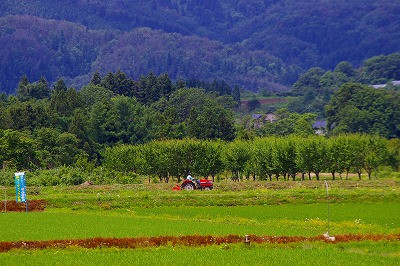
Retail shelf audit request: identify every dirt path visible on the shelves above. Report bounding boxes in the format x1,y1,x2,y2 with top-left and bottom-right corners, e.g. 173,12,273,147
1,234,399,252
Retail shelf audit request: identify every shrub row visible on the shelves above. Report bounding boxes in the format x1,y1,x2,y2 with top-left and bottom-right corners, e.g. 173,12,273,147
104,135,399,182
0,166,140,186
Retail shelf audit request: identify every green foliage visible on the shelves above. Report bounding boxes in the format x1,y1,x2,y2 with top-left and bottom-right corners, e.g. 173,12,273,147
187,98,235,141
16,76,50,101
358,53,400,84
34,127,85,168
290,54,400,116
223,140,251,180
387,139,400,171
326,83,400,138
258,109,317,137
78,84,113,107
0,129,35,170
247,98,260,112
102,135,391,182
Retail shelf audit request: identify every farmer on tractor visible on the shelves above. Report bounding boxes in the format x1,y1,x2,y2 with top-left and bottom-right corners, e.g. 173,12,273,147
186,173,193,181
179,173,213,191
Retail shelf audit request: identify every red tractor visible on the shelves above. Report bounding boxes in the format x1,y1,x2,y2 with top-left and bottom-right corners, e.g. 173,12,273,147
181,178,213,191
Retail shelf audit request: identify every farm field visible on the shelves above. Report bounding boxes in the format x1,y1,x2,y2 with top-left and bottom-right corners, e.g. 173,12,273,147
1,179,400,265
1,242,400,266
1,202,400,242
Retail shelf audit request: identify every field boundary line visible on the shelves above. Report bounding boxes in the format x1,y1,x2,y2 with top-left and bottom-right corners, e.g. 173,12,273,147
1,234,399,252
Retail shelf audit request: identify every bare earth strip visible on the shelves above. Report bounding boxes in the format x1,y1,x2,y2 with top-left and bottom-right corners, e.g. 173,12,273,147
1,234,399,253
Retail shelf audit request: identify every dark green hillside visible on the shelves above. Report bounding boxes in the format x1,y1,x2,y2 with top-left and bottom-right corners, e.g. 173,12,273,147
0,0,399,92
0,15,289,93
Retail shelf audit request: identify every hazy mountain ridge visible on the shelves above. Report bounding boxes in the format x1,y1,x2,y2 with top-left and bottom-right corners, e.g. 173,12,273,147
0,15,291,93
0,0,399,92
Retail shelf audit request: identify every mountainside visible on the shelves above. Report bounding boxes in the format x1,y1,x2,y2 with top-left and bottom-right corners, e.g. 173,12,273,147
0,15,289,93
1,0,399,92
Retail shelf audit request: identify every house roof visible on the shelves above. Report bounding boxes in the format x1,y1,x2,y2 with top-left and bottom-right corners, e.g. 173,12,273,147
312,120,327,129
371,84,386,89
251,114,262,119
371,81,400,88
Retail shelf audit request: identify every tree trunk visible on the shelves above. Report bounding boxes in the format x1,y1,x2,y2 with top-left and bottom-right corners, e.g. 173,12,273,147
301,173,305,181
357,170,362,180
308,172,312,180
331,172,335,180
367,170,372,180
212,174,215,182
346,171,349,180
315,172,320,181
292,173,296,181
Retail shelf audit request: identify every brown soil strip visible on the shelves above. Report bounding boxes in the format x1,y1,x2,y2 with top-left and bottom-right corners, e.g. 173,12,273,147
1,200,47,212
0,234,399,253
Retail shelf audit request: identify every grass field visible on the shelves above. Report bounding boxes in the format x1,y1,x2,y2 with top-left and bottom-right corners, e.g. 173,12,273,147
1,178,400,265
1,242,400,266
1,202,399,241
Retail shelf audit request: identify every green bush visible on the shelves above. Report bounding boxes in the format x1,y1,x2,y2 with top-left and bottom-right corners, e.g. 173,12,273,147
0,166,141,187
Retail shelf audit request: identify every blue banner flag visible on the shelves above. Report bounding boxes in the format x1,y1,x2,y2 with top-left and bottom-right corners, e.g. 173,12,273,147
14,172,27,203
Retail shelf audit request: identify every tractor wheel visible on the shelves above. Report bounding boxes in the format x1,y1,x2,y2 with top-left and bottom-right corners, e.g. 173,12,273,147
184,183,195,191
203,187,211,191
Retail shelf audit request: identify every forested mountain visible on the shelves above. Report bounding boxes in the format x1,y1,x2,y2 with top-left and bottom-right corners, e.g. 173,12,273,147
0,15,289,93
1,0,399,92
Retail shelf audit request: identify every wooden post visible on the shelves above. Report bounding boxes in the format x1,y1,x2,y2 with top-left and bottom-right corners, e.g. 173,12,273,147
244,235,250,245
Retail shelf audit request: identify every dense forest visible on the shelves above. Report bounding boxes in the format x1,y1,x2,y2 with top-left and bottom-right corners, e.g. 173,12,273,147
288,53,400,116
1,0,400,92
1,65,400,174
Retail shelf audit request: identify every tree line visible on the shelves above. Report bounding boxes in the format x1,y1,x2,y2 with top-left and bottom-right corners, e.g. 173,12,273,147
103,135,400,183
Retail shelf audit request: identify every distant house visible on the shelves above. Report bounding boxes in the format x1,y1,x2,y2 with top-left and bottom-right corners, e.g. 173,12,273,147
251,113,277,128
371,80,400,89
251,114,262,120
312,120,327,135
265,113,277,123
371,84,387,89
251,114,263,128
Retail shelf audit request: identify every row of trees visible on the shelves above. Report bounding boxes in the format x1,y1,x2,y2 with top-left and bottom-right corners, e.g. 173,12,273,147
103,135,400,182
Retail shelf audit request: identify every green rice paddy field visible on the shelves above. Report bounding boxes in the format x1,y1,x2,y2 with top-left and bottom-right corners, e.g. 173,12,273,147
1,179,400,265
